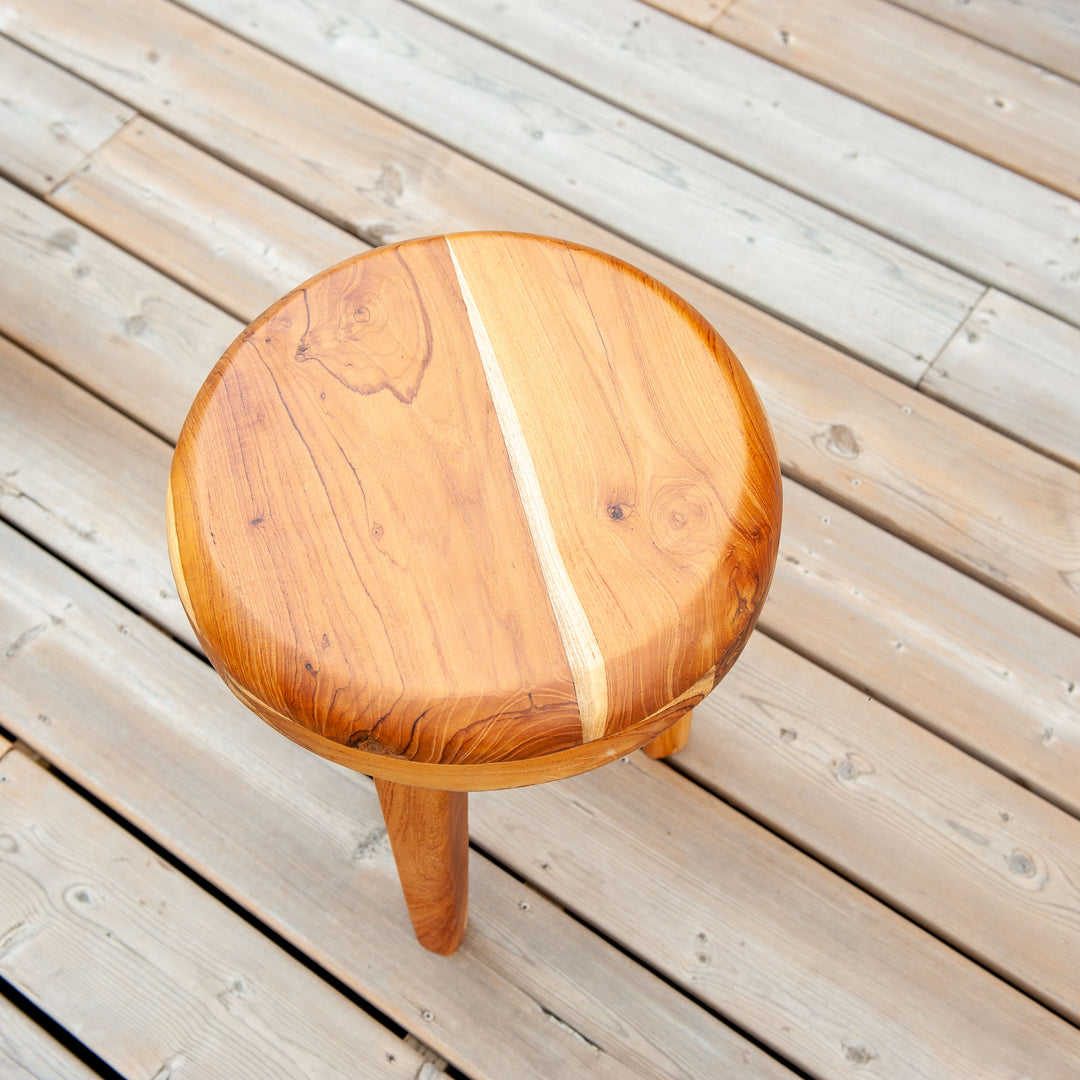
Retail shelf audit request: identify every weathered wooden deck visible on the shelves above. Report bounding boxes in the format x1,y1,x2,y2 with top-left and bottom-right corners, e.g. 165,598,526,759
0,0,1078,1076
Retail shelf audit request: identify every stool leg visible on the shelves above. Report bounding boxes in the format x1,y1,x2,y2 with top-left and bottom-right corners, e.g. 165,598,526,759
643,709,694,759
374,778,469,955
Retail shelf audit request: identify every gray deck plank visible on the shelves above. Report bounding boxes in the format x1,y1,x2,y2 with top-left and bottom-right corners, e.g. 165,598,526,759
0,35,131,196
890,0,1080,81
671,0,1080,199
923,288,1080,470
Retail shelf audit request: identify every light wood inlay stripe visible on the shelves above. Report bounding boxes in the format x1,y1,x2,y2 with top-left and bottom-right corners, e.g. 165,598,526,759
447,239,608,743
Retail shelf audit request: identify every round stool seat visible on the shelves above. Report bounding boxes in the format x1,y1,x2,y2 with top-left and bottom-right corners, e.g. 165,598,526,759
167,232,781,792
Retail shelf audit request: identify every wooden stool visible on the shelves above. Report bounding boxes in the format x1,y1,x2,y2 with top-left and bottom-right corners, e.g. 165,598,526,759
166,233,781,955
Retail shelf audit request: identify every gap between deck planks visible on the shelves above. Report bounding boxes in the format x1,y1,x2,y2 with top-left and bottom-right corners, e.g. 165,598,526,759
643,0,1080,200
411,0,1080,331
0,745,430,1080
2,112,1078,810
0,989,103,1080
2,521,1080,1078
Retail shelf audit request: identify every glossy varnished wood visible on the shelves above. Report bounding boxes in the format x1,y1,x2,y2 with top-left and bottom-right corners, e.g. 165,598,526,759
168,232,781,790
643,710,694,759
375,779,469,955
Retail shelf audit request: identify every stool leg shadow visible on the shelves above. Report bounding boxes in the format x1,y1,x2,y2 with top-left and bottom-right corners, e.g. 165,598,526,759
374,779,469,955
642,709,694,759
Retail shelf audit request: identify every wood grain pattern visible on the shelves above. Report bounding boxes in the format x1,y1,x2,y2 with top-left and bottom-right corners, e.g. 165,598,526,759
375,780,469,955
194,665,718,791
450,234,780,725
448,241,608,742
168,233,781,787
170,238,583,767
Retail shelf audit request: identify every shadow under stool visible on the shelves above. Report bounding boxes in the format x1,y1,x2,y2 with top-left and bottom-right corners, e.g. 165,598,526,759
166,231,782,954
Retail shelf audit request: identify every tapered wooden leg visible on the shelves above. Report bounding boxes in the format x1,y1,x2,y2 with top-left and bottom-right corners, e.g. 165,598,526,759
643,709,694,759
374,778,469,955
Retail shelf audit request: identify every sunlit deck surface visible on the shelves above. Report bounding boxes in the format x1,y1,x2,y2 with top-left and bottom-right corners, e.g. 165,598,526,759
1,1,1079,1077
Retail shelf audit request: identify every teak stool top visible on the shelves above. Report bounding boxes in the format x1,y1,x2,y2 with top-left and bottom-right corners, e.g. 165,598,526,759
167,232,781,793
